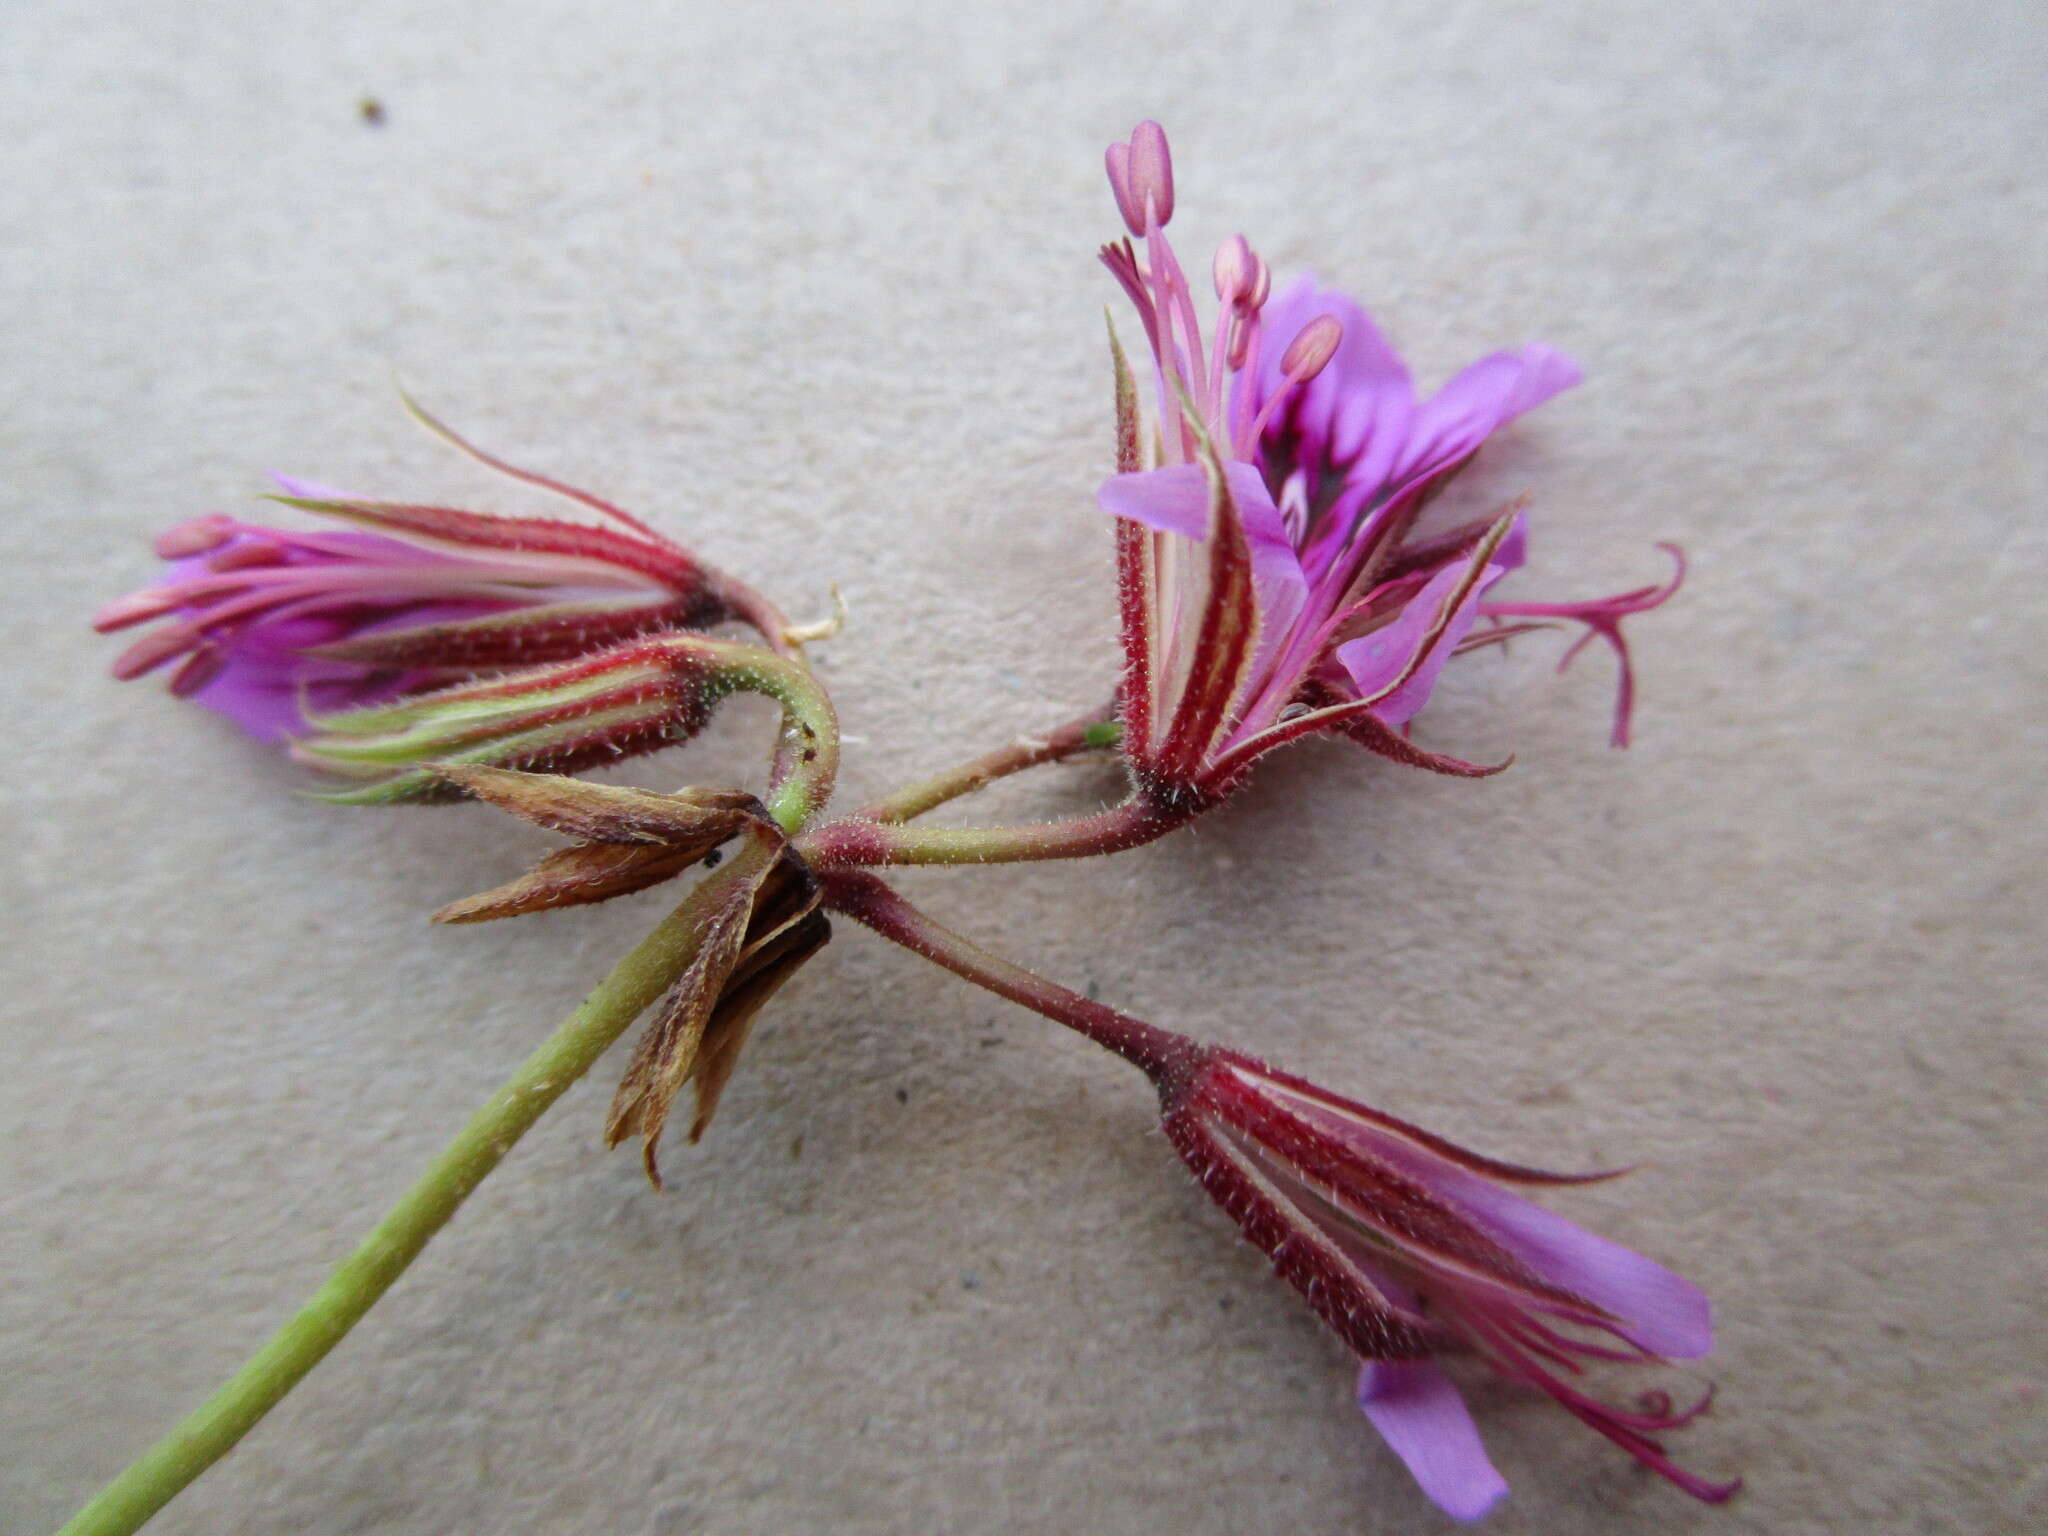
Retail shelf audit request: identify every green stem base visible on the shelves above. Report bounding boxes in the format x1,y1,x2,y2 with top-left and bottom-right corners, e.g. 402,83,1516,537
56,898,715,1536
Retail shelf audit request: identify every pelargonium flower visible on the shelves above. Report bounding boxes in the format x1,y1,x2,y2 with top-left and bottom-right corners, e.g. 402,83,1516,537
94,408,779,742
1161,1044,1737,1520
1096,122,1678,794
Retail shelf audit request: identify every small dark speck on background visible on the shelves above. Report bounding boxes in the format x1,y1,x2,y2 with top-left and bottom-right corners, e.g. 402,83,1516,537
894,1087,909,1105
358,96,386,127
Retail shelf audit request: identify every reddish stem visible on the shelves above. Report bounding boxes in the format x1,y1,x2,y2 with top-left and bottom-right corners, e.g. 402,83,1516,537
822,871,1197,1084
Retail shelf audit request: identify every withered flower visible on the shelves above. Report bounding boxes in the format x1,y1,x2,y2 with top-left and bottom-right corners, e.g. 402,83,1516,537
603,831,827,1183
434,766,829,1184
430,765,769,922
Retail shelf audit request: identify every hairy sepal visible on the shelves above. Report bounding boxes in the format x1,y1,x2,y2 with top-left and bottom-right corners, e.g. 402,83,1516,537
426,769,768,922
293,635,728,802
1155,430,1260,783
605,838,826,1185
432,765,763,845
1107,317,1157,760
265,494,709,594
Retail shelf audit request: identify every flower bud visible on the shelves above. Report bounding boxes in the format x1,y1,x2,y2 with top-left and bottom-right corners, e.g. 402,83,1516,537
96,424,772,743
291,633,730,803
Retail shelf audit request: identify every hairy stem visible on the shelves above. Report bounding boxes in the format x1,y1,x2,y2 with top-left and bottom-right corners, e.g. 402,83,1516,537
798,789,1197,869
822,870,1194,1081
698,643,839,834
56,889,728,1536
853,709,1120,825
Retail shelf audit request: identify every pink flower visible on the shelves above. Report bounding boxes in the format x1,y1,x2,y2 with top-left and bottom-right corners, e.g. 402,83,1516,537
94,413,775,742
1160,1045,1737,1519
1096,123,1677,794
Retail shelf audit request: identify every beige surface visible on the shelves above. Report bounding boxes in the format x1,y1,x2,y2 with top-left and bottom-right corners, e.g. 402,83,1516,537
5,2,2043,1532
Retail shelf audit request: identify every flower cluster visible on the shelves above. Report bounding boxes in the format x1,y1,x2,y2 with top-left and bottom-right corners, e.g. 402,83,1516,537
79,121,1727,1536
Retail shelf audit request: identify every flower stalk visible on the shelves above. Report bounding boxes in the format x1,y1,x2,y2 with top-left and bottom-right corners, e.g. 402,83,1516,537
849,710,1120,825
55,879,743,1536
822,870,1733,1518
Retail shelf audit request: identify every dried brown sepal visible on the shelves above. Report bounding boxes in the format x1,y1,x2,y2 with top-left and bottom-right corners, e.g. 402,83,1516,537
427,766,773,924
434,764,765,846
602,841,830,1185
432,840,707,924
602,829,787,1187
688,871,830,1144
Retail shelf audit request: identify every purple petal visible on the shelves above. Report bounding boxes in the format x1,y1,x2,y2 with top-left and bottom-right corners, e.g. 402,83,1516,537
189,667,319,741
1305,1089,1711,1358
186,650,382,741
1256,276,1417,491
1501,344,1582,418
1334,559,1507,724
1494,508,1531,574
1395,345,1580,487
1357,1360,1510,1522
1098,464,1213,540
1097,462,1310,650
1231,1066,1714,1360
1441,1187,1713,1360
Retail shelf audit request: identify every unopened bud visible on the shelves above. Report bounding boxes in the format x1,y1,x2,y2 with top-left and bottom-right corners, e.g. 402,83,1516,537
292,634,725,804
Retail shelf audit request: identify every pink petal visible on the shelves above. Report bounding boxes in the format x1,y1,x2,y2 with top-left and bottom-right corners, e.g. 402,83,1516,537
1395,345,1580,487
1445,1188,1713,1360
1357,1360,1510,1523
1256,276,1416,491
1334,559,1507,724
1097,462,1309,648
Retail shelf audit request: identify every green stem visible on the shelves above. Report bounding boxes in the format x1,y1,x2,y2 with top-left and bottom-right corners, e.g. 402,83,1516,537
56,894,722,1536
702,645,839,834
853,710,1118,825
798,785,1199,870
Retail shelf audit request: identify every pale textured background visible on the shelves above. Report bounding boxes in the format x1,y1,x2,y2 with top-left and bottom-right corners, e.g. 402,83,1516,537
4,2,2043,1532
